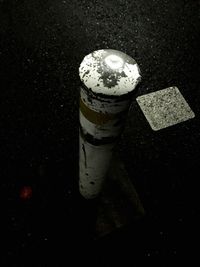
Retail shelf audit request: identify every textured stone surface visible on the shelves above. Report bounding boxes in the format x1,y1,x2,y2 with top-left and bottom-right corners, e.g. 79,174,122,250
136,87,195,131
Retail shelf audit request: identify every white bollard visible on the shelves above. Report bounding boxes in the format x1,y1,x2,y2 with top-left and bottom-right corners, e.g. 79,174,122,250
79,49,141,199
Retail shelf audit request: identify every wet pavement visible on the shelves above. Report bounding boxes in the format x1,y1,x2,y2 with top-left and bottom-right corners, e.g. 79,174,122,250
0,0,199,266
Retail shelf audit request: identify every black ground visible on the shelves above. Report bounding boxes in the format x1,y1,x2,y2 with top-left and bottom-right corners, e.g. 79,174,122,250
0,0,199,266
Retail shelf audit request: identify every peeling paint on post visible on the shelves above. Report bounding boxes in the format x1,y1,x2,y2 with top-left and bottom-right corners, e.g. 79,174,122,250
79,49,141,199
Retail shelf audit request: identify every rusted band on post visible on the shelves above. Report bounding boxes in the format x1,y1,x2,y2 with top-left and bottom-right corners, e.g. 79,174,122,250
80,97,129,125
80,97,114,125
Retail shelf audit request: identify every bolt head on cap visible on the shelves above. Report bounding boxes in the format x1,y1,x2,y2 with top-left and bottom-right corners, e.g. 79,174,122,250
79,49,141,97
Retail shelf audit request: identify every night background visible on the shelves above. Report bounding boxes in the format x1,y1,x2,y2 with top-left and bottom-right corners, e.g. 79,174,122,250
0,0,199,266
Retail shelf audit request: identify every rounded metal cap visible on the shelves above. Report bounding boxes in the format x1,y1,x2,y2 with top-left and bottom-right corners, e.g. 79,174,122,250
79,49,141,97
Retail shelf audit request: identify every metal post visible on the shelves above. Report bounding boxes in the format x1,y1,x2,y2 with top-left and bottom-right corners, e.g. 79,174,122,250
79,49,141,199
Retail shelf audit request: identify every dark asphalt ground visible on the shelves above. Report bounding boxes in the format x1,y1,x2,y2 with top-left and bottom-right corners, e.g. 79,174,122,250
0,0,199,266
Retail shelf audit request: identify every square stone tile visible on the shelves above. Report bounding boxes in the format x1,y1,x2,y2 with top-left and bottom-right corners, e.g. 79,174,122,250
136,86,195,131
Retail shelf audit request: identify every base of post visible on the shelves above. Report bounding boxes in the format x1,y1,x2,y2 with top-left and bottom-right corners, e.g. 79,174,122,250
94,153,145,239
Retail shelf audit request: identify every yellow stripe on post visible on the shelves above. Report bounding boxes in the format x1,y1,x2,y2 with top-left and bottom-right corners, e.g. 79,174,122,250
80,97,114,125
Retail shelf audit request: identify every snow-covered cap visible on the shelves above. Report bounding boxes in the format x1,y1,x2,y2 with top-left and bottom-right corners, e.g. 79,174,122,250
79,49,141,97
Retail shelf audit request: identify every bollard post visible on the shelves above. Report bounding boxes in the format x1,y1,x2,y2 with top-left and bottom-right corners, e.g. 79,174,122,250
79,49,141,199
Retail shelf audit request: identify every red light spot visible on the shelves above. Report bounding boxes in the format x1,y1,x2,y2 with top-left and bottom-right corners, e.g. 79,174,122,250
20,186,33,200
